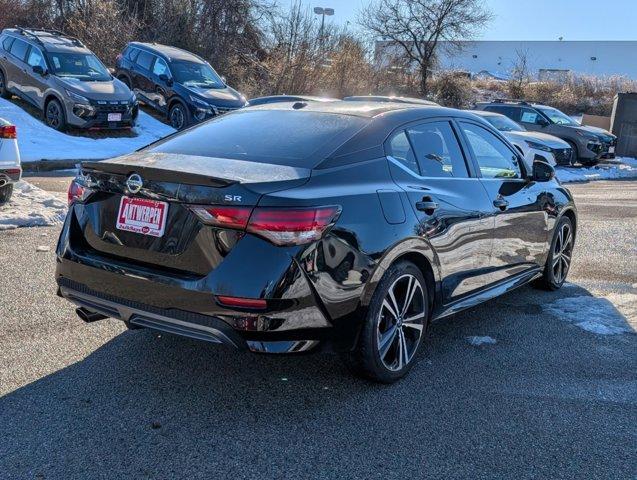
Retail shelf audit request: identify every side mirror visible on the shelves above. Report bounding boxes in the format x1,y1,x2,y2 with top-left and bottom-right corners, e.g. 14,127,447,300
32,65,45,76
532,156,555,182
159,74,173,86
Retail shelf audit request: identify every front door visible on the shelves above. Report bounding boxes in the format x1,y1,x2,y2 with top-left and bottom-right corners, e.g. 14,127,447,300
457,121,548,284
24,45,48,107
386,119,495,304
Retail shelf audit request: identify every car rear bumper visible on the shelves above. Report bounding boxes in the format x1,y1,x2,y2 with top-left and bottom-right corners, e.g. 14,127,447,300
0,166,21,183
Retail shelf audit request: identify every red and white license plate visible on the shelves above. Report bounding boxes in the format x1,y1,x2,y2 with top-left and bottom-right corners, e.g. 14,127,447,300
116,197,168,237
108,113,122,122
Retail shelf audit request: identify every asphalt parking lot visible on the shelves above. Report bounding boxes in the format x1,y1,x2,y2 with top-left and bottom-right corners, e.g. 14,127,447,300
1,179,635,479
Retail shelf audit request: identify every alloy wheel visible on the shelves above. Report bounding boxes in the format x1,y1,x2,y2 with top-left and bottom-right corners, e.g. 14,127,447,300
170,106,185,130
552,222,573,284
376,274,426,371
46,102,61,129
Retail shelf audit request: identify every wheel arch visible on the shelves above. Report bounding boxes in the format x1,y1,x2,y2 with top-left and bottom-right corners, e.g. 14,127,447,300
560,207,577,240
361,238,442,315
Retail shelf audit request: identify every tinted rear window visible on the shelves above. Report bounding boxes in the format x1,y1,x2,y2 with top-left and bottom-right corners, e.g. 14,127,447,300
147,110,368,167
9,39,29,61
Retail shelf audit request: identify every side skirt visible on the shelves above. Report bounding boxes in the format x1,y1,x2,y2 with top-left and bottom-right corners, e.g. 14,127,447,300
433,267,543,320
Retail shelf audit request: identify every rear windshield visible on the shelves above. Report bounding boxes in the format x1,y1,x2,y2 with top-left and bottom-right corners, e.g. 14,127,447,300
147,110,369,167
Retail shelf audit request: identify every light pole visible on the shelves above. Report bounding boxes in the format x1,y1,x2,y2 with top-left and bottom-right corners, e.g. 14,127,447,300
313,6,334,47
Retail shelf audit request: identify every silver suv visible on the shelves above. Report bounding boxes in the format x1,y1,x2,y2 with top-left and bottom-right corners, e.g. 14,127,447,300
0,27,138,131
475,100,617,166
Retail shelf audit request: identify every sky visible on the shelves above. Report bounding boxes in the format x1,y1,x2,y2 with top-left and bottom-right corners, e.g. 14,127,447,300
283,0,637,40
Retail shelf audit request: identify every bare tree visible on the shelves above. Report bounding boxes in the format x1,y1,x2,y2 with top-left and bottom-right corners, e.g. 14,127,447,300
359,0,492,96
508,48,531,98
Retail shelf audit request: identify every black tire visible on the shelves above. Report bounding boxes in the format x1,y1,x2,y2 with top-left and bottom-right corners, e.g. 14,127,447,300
535,216,574,291
168,102,190,130
0,70,10,99
45,98,67,132
566,140,578,166
580,158,599,167
343,261,429,383
0,183,14,204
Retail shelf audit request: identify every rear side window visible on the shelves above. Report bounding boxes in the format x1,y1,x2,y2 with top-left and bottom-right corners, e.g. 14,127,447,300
387,131,419,174
407,121,469,178
9,39,29,61
125,46,140,62
148,110,369,167
1,35,14,52
484,105,521,122
135,51,154,71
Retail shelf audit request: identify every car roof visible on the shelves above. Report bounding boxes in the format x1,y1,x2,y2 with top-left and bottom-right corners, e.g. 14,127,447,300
250,95,339,103
470,109,500,117
344,95,438,106
478,100,551,109
3,28,90,54
246,100,442,118
128,42,203,62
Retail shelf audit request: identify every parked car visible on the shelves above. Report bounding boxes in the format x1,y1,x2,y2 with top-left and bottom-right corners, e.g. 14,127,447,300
475,99,616,166
0,118,21,203
0,27,138,131
56,101,576,383
248,95,339,106
344,95,439,106
115,42,247,130
471,110,572,168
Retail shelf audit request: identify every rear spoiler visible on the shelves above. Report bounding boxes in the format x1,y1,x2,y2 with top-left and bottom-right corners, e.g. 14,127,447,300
81,152,310,186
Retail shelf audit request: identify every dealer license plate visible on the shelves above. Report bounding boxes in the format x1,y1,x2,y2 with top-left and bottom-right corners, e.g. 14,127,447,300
108,113,122,122
116,197,168,237
608,146,615,154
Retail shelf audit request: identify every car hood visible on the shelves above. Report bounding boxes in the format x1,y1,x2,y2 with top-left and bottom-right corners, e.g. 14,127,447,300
186,86,245,108
59,77,132,101
569,124,616,139
505,131,570,148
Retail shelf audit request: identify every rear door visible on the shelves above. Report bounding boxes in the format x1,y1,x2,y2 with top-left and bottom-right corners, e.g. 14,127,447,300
6,38,30,97
131,50,155,104
386,118,495,304
457,121,548,283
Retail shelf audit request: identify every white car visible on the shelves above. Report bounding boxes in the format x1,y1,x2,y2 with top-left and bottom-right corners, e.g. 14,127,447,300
471,110,572,170
0,118,21,203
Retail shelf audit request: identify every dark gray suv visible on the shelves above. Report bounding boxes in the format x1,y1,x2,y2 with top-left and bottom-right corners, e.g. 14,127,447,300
475,100,617,166
0,27,138,131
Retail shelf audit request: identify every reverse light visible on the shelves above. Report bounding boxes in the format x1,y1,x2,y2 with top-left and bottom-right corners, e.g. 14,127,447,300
0,125,16,139
189,205,341,246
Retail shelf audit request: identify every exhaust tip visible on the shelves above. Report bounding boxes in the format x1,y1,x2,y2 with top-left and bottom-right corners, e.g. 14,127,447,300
76,307,108,323
0,178,7,188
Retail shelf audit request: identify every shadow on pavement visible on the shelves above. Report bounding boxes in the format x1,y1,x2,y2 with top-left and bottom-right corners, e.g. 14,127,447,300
1,284,635,479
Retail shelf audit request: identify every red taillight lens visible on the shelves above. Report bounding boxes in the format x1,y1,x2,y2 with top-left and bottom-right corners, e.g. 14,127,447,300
67,180,86,206
189,204,341,246
0,125,16,139
247,206,341,246
217,295,267,309
189,205,253,229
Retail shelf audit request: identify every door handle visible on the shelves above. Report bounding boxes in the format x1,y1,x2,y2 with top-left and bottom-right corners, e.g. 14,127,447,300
416,196,439,214
493,197,509,211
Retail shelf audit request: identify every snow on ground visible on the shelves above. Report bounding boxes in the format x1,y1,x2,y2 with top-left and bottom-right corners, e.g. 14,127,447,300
0,181,66,230
543,292,635,335
466,336,497,346
556,157,637,183
0,98,175,162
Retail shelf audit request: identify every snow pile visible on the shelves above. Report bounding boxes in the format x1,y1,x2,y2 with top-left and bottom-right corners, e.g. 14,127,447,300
556,157,637,183
0,98,175,162
543,294,635,335
0,181,67,230
466,335,497,346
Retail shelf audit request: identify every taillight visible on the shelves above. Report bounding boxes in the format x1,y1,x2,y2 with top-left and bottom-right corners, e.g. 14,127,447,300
0,125,16,139
189,205,341,246
247,206,341,246
189,205,252,229
67,179,91,206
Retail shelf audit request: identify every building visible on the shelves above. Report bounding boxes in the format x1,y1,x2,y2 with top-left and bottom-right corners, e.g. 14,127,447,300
375,40,637,80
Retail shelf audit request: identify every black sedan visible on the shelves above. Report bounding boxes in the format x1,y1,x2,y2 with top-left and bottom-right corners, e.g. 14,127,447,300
56,101,577,383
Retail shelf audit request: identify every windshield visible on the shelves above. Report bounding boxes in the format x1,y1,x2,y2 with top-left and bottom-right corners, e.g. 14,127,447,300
147,110,368,167
46,53,111,81
537,106,578,126
171,60,224,88
483,115,526,132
